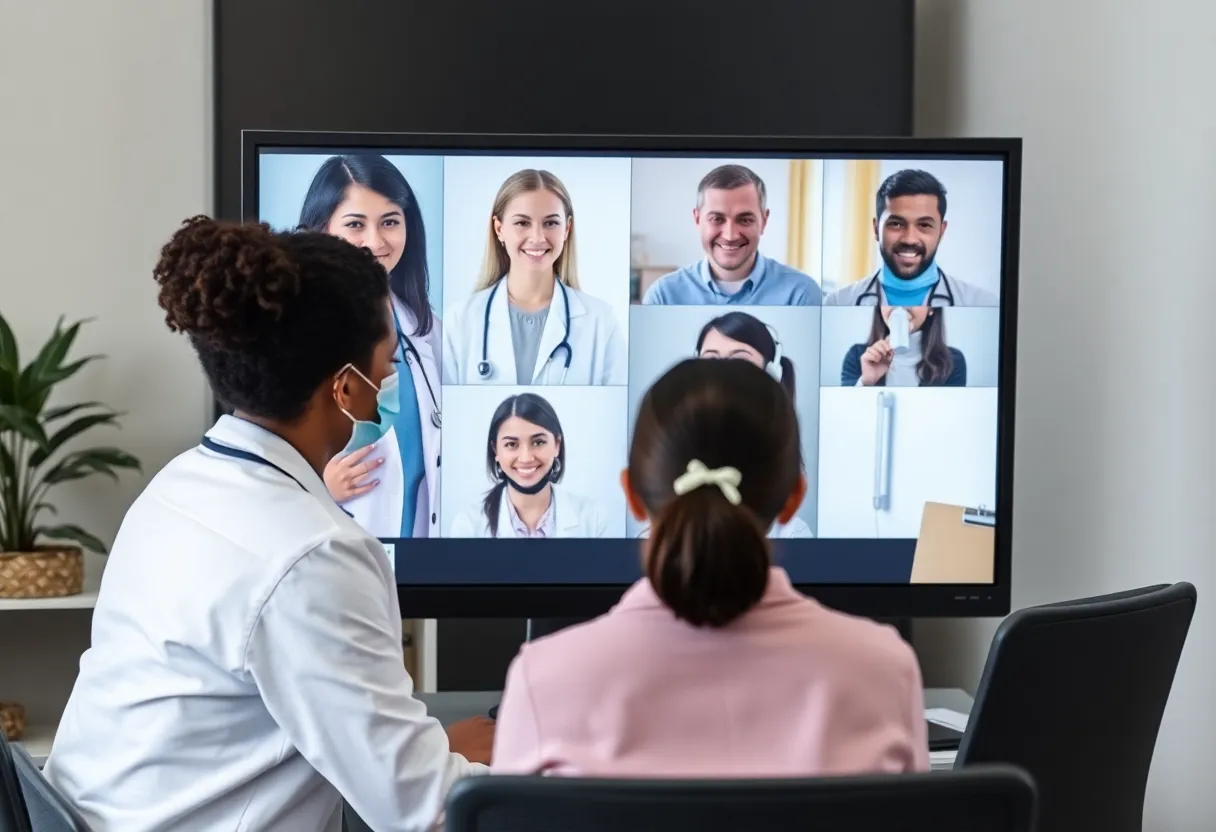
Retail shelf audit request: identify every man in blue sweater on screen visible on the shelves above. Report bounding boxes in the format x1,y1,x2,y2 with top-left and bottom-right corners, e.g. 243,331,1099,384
642,164,823,306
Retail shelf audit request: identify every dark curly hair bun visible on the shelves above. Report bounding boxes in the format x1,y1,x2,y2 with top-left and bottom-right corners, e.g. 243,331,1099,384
153,215,302,347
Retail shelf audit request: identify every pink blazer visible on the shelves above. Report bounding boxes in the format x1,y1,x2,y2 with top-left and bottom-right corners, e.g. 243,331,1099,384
492,568,929,777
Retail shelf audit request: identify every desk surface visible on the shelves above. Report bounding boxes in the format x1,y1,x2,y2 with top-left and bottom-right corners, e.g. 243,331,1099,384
416,688,974,727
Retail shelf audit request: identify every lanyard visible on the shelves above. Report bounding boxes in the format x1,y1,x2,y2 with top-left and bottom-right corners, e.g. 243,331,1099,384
200,436,309,490
200,436,355,517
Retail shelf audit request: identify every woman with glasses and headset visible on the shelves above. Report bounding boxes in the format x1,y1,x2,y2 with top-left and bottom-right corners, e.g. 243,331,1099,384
443,168,627,386
297,153,443,540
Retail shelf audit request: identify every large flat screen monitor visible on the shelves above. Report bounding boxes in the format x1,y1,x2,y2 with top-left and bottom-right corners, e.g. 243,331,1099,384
241,132,1020,619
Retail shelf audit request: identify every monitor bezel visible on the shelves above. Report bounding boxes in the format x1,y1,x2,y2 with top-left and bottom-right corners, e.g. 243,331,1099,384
240,130,1020,620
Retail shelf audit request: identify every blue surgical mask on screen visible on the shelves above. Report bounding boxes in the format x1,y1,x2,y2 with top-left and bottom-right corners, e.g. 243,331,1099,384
336,365,400,455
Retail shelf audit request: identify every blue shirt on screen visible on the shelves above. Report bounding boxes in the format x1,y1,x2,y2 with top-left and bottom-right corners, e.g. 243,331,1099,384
393,339,426,538
642,253,823,306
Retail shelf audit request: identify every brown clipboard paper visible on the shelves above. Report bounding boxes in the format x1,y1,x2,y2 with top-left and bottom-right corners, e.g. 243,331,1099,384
911,501,995,584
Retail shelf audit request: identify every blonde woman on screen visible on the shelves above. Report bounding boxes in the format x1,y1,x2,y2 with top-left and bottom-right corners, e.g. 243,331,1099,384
443,169,626,386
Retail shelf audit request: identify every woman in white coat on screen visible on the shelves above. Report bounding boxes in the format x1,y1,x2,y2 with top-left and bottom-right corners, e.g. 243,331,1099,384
299,154,443,539
443,168,626,386
449,393,612,538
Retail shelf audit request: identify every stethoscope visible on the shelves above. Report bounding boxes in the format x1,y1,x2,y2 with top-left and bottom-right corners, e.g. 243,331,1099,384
391,306,441,429
854,270,956,306
477,278,573,384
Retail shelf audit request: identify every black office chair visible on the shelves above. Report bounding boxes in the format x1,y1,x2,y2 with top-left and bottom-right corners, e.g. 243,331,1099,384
445,765,1037,832
0,734,32,832
956,581,1196,832
7,744,91,832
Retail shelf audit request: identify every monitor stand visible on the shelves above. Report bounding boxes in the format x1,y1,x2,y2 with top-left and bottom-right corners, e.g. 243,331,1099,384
525,617,591,642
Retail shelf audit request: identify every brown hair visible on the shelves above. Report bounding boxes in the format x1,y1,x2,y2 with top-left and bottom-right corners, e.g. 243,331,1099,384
629,358,802,628
868,306,954,385
476,169,580,291
696,164,768,211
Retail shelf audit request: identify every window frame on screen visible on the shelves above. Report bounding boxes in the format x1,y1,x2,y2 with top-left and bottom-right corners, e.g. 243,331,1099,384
238,130,1021,620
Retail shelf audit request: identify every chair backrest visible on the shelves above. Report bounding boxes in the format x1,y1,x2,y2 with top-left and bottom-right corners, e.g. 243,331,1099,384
957,581,1197,832
8,746,91,832
0,735,31,832
445,765,1037,832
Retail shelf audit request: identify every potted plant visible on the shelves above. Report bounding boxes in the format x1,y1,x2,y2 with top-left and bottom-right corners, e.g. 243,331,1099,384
0,311,141,598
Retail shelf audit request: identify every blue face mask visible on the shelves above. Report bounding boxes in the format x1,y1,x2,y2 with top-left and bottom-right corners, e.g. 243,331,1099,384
337,365,400,455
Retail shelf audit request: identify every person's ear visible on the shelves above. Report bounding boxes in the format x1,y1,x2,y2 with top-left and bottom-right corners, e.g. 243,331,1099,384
620,468,647,521
692,207,701,225
872,216,880,242
939,218,948,238
492,215,504,243
331,367,359,415
564,214,572,241
760,207,770,232
776,473,808,525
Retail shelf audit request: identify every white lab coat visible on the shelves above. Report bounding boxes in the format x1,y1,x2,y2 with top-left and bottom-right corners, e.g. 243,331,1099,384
43,416,484,832
442,279,627,385
342,298,441,540
448,485,611,538
634,515,814,539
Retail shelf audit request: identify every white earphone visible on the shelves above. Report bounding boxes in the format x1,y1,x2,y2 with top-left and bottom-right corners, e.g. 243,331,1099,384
765,324,784,383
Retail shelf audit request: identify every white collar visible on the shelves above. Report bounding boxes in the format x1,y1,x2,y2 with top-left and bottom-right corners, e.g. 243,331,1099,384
203,415,331,504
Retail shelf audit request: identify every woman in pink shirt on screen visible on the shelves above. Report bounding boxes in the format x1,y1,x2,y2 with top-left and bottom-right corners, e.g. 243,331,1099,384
491,357,929,777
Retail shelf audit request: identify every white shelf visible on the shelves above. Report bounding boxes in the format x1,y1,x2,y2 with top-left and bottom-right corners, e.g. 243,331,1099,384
14,724,55,766
0,558,102,611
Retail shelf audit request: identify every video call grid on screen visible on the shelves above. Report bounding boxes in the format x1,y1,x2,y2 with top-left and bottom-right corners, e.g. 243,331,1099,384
251,142,1012,588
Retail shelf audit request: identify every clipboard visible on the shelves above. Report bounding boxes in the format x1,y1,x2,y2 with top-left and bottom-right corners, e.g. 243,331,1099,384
910,502,995,584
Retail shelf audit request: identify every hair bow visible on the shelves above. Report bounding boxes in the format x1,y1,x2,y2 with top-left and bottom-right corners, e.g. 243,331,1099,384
672,459,743,505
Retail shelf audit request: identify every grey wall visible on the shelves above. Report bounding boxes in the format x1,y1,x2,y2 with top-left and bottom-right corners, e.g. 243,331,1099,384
0,2,213,726
912,2,1216,829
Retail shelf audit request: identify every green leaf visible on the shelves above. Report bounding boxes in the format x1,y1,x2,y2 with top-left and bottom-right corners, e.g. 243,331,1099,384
29,411,120,468
0,442,14,485
34,523,107,554
42,447,141,485
0,404,49,448
43,401,105,422
21,355,103,415
0,311,17,380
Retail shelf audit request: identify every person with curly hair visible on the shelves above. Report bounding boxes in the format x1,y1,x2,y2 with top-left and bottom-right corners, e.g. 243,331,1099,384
42,216,492,832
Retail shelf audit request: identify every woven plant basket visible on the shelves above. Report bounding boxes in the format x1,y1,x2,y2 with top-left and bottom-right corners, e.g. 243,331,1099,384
0,546,84,598
0,702,26,741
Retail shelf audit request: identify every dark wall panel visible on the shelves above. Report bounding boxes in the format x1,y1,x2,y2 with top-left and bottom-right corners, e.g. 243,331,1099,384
215,0,914,220
214,0,915,691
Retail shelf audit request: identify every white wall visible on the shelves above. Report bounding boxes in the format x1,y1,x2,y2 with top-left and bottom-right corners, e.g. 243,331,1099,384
817,388,997,538
913,2,1216,829
0,3,213,724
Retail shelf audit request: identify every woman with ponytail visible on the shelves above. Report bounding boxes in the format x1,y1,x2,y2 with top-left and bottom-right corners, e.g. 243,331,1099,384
492,358,928,777
691,310,810,537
